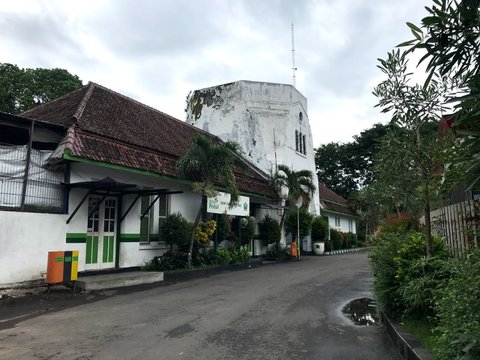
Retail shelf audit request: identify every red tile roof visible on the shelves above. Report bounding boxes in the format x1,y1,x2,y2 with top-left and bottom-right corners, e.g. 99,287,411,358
22,82,274,197
318,183,357,217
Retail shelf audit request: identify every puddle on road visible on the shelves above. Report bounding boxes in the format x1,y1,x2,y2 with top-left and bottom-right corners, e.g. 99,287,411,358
342,298,379,326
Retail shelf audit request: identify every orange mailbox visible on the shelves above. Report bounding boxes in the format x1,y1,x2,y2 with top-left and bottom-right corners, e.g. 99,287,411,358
47,251,79,285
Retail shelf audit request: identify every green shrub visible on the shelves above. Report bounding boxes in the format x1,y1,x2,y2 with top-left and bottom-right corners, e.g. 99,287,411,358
377,212,419,235
311,216,329,241
258,215,281,245
398,256,452,317
213,214,231,245
369,231,449,318
369,232,407,317
264,243,290,260
144,251,188,271
285,209,313,241
160,212,191,252
230,247,250,264
330,229,342,250
434,249,480,360
206,248,232,266
232,217,255,246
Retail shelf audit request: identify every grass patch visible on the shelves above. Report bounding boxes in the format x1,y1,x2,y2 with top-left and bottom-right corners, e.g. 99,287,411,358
402,317,439,354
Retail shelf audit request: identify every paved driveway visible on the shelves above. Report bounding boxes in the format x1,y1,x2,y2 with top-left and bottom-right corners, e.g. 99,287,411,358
0,252,401,360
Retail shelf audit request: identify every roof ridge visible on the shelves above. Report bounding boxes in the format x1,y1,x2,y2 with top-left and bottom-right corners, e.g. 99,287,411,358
88,82,223,142
21,83,89,117
72,82,95,122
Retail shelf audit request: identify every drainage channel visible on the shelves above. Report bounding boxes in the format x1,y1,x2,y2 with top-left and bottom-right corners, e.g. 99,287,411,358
342,297,379,326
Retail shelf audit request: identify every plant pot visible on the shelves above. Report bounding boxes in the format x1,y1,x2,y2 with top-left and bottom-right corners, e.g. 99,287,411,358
313,241,325,255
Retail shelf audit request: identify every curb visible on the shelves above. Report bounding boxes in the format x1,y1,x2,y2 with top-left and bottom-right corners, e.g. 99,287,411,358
324,247,370,256
381,312,434,360
163,262,261,282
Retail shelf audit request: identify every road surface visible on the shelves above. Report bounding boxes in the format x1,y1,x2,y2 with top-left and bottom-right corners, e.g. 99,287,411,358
0,252,401,360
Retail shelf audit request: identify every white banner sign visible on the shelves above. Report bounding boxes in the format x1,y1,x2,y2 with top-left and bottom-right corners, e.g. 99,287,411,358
207,192,250,216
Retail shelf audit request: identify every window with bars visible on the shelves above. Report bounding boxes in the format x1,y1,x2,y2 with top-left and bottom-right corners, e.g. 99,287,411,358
295,131,307,155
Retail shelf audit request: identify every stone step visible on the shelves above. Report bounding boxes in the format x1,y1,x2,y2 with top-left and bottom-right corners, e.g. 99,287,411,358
76,271,164,291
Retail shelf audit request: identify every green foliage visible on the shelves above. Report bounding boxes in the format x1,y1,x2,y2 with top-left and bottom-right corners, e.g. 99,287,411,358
377,213,420,235
434,248,480,360
285,209,313,241
144,251,188,271
330,229,343,250
264,243,290,260
176,135,246,269
229,247,250,264
369,232,408,317
315,123,392,199
311,216,329,241
370,231,448,318
258,215,281,245
160,213,192,252
205,248,232,266
213,214,231,244
270,164,316,209
231,216,255,246
0,63,83,113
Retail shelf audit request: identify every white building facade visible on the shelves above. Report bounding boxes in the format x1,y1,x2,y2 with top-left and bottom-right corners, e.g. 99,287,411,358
186,81,320,251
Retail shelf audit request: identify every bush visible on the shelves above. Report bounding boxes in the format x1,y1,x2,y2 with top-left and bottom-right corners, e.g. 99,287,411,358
213,214,231,244
230,247,250,264
285,209,313,241
195,220,217,246
369,231,449,318
434,249,480,360
377,212,419,235
264,243,290,260
330,229,342,250
205,247,232,266
258,215,281,245
143,251,188,271
160,213,192,252
311,216,328,241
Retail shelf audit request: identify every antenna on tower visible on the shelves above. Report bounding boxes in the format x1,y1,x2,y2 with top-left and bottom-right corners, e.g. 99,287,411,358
291,22,297,88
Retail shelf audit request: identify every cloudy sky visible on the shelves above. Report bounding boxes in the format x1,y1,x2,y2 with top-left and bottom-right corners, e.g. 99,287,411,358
1,0,430,147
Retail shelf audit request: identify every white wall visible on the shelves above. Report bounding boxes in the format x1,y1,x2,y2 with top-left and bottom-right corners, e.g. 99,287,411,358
325,213,357,234
0,211,67,286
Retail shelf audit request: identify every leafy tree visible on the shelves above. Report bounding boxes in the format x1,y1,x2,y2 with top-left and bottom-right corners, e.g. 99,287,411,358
0,63,83,113
270,164,316,230
285,209,313,242
402,0,480,189
373,50,452,256
258,215,281,246
311,216,329,241
315,123,392,199
176,135,246,269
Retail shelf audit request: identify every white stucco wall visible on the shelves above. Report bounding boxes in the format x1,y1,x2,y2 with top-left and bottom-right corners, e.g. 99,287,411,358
0,211,67,286
186,81,320,251
325,213,357,234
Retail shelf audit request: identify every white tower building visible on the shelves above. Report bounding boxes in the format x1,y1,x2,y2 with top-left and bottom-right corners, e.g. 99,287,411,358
186,80,320,250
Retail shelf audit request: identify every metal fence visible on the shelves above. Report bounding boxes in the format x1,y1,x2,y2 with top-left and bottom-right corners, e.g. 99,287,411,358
431,200,480,258
0,145,64,213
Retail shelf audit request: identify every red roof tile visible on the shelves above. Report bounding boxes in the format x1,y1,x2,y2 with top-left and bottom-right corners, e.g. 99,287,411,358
23,83,274,198
318,183,357,217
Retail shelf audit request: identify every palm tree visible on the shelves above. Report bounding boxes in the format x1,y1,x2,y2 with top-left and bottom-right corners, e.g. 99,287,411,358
270,164,316,229
177,135,246,269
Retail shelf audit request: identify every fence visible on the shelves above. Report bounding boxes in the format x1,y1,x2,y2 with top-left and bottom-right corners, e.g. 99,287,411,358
430,200,480,257
0,145,64,213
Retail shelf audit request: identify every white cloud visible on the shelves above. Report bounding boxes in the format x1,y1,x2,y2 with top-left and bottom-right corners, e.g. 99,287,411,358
0,0,432,147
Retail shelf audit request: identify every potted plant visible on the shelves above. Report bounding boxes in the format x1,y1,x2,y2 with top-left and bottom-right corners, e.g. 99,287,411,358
311,216,328,255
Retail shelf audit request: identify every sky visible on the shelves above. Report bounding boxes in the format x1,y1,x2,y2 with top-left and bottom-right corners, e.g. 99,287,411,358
0,0,431,147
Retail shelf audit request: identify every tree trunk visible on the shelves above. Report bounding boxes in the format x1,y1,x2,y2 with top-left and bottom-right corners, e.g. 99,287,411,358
188,197,204,269
424,186,433,257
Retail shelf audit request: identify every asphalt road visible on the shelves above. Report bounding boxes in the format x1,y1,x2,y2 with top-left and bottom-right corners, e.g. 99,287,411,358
0,252,401,360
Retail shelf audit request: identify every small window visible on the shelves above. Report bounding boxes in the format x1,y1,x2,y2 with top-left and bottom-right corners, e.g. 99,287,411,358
158,194,169,238
299,112,303,123
302,135,306,155
348,219,353,232
295,130,299,151
140,195,155,243
335,217,341,227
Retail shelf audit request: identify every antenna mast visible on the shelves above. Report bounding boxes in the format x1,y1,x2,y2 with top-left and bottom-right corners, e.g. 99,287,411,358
291,22,297,87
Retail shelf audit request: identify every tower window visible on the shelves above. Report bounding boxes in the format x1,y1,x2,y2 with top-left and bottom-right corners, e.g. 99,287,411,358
299,112,303,123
